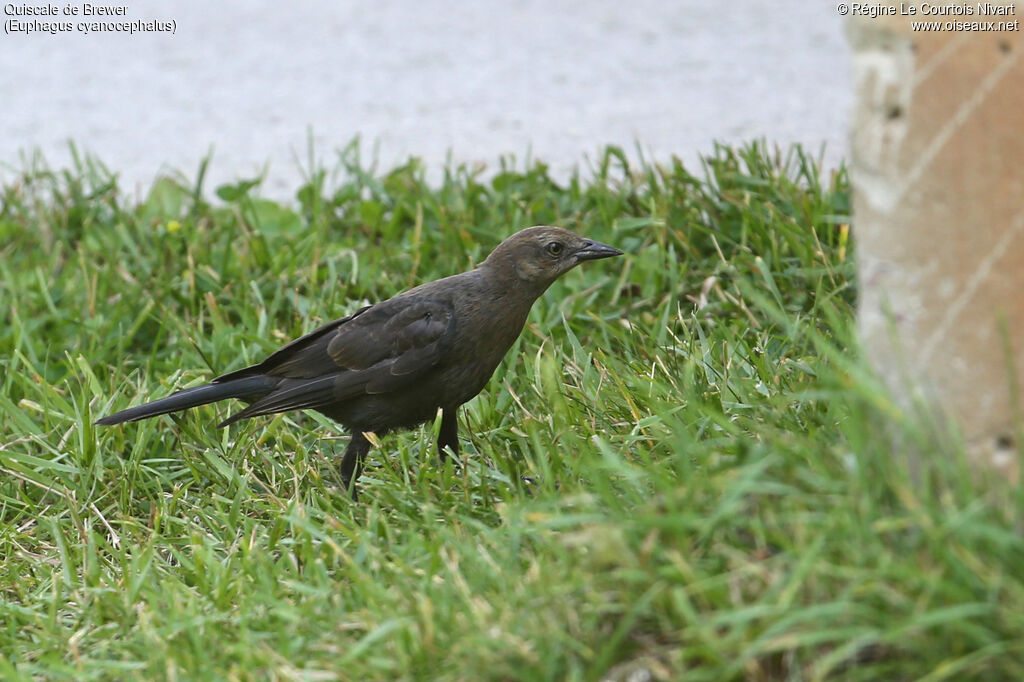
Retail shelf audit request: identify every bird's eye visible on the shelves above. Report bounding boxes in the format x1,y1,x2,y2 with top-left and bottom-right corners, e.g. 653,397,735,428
545,241,564,256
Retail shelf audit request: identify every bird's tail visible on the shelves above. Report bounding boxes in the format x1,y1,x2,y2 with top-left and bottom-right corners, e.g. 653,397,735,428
95,375,274,425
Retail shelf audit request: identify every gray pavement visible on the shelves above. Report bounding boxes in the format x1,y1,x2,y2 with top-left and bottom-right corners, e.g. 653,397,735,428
1,1,851,198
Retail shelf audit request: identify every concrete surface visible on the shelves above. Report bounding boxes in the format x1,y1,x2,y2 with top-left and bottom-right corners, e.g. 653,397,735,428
1,1,851,197
849,15,1024,478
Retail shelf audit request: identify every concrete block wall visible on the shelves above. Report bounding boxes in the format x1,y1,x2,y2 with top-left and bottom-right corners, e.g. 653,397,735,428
848,12,1023,479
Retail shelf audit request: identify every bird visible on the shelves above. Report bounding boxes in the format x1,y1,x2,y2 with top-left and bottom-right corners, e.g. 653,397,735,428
96,226,623,498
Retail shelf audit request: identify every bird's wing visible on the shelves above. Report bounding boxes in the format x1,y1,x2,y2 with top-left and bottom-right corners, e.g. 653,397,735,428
216,297,456,425
213,305,373,383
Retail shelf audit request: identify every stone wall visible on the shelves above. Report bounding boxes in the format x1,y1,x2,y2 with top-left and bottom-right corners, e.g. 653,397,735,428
848,11,1023,479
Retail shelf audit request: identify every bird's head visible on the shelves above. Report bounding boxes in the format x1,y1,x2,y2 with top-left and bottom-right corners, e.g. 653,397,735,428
483,226,623,291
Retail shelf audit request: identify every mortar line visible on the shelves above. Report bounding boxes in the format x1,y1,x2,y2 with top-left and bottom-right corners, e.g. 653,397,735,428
919,205,1024,366
896,48,1020,205
912,33,970,88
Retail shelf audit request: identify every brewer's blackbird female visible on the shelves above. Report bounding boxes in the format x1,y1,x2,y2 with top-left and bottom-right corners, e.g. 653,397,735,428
96,226,622,497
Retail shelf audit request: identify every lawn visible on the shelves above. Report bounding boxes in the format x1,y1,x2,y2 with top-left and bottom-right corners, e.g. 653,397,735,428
1,142,1022,681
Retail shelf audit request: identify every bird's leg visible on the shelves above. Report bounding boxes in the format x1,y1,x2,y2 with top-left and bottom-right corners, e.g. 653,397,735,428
340,431,372,501
437,407,460,462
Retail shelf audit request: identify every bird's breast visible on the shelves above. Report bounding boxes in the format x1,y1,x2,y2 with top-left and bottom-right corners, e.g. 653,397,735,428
436,302,530,407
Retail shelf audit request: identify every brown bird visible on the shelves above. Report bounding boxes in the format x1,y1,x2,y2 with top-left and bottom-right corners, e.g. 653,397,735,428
96,226,622,497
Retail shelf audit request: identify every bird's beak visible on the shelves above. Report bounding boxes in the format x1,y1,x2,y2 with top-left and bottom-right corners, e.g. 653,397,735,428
574,239,624,262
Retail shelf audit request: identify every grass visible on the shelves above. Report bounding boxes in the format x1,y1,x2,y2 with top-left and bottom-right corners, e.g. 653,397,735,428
1,140,1022,681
